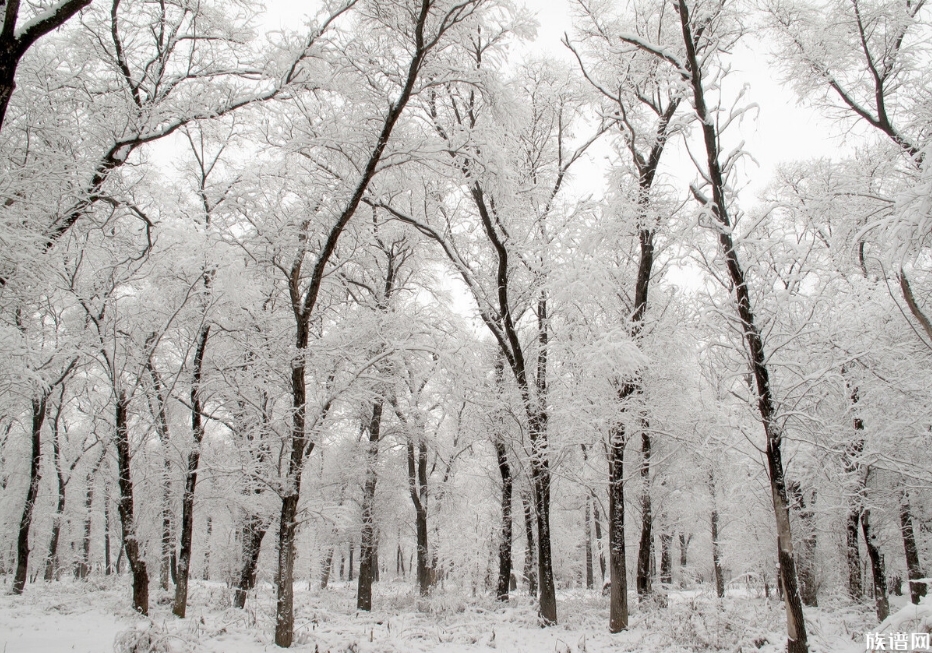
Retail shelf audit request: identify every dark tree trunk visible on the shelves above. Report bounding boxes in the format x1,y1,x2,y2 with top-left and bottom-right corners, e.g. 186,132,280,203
660,532,673,584
173,325,210,618
13,396,48,594
104,486,112,575
275,493,300,646
494,438,513,601
861,509,889,622
608,420,628,632
679,532,690,567
321,546,335,589
44,400,67,582
233,514,267,608
585,495,594,590
75,449,104,579
636,431,652,598
114,390,149,615
348,542,354,582
846,510,862,600
654,3,809,647
404,427,431,597
357,400,384,611
202,516,212,581
522,492,537,596
900,491,926,604
710,471,724,598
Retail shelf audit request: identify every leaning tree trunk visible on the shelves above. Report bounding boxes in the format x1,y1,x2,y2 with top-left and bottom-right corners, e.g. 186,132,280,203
608,417,628,632
13,396,48,594
861,508,889,622
651,2,810,647
173,325,210,618
114,390,149,615
900,490,926,604
357,400,384,611
233,514,267,608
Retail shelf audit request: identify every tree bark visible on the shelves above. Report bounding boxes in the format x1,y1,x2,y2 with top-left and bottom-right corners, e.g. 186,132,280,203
608,419,628,632
357,400,384,611
173,324,210,618
900,490,926,604
522,492,537,596
636,431,652,598
145,338,175,592
861,509,889,622
406,433,431,597
660,531,673,584
585,495,594,590
710,470,725,598
13,396,48,594
114,390,149,615
790,482,818,607
234,514,268,608
593,492,605,582
43,398,67,582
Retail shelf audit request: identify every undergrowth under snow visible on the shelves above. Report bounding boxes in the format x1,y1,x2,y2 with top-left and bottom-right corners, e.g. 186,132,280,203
0,576,872,653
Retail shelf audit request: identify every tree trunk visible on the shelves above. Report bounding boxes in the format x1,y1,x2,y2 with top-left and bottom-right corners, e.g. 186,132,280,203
790,483,818,607
593,494,605,582
660,531,672,585
710,470,724,598
636,431,652,598
608,420,628,632
44,402,67,582
202,516,212,581
861,509,889,622
846,510,862,600
671,2,808,646
494,438,513,601
900,490,926,604
145,337,175,592
348,542,354,581
679,532,690,567
76,467,96,579
234,514,268,608
522,492,537,596
104,485,112,575
13,396,48,594
173,325,210,618
585,495,594,590
114,390,149,615
321,546,335,589
357,400,384,611
275,493,300,646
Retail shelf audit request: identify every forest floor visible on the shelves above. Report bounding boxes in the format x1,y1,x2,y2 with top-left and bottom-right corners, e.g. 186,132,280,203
0,576,879,652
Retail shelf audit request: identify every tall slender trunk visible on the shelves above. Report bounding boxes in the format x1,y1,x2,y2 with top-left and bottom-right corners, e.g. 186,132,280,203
844,387,864,601
13,396,48,594
522,492,537,596
173,325,210,618
145,341,175,592
76,466,97,579
660,531,672,584
608,419,628,632
104,484,112,575
790,482,818,607
348,542,354,582
593,493,605,582
900,490,926,604
494,438,513,600
233,514,268,608
861,509,889,622
44,399,67,582
321,546,335,589
585,495,594,590
406,433,431,596
662,3,809,647
114,390,149,615
636,431,652,598
357,400,384,611
709,471,724,598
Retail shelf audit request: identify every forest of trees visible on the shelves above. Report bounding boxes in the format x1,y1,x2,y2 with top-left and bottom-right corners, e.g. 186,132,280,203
0,0,930,650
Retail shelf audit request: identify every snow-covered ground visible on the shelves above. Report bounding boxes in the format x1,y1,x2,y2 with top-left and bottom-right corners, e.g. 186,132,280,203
0,577,873,652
